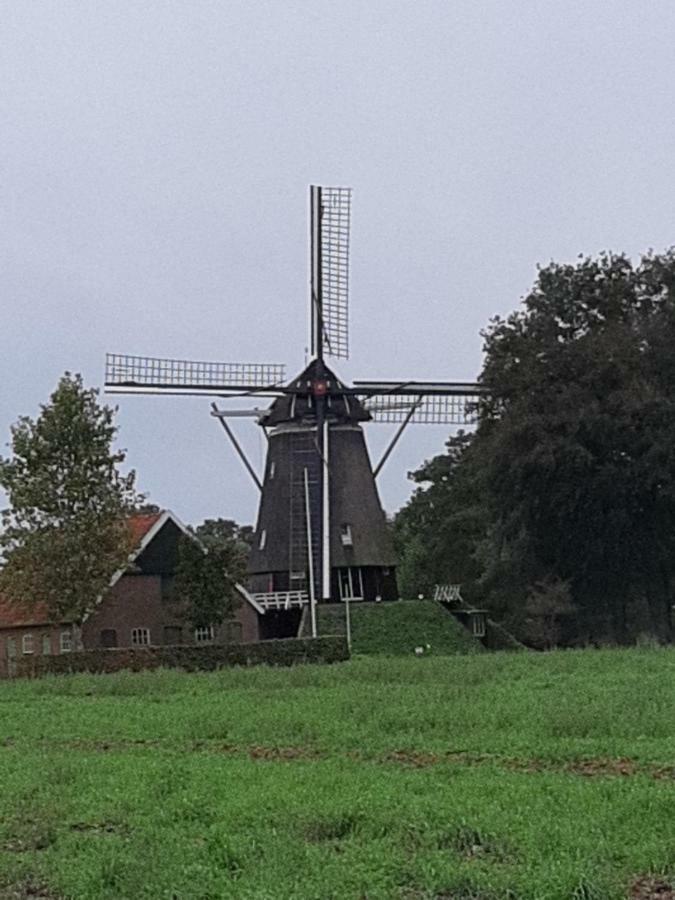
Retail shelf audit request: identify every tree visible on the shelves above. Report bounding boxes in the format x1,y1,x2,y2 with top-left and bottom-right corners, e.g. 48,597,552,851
173,518,249,630
522,578,575,650
476,251,675,643
394,432,486,601
0,373,142,622
395,250,675,645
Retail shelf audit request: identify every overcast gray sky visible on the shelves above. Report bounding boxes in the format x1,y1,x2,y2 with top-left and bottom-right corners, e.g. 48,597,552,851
3,0,675,527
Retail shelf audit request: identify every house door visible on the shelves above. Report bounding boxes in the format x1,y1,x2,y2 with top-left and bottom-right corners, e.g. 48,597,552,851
6,637,17,678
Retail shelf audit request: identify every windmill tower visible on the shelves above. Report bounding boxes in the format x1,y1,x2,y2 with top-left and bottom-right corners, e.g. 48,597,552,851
105,186,483,637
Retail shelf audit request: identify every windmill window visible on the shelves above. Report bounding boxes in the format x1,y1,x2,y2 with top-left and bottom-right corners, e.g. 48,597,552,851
470,612,487,638
259,529,267,550
269,461,276,479
131,628,150,647
22,634,34,655
338,567,364,601
340,524,353,547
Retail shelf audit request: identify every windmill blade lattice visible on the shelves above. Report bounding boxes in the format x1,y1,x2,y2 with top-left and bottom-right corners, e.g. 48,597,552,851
313,186,351,360
362,393,479,424
105,353,286,395
354,380,485,424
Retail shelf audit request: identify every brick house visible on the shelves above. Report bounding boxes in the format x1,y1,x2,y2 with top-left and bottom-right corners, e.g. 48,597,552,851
0,510,260,677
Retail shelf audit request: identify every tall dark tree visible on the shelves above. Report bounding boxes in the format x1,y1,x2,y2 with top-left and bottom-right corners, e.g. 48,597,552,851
477,251,675,642
396,250,675,644
394,432,486,602
0,373,142,623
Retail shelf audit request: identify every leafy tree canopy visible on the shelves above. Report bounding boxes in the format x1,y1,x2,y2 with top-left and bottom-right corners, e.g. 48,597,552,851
396,251,675,644
394,432,486,602
173,518,250,630
0,373,142,622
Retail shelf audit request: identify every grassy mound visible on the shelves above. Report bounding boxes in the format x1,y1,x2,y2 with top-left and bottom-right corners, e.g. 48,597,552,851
317,598,483,656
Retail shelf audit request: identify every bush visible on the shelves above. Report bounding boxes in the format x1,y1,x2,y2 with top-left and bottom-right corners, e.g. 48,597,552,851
17,636,349,678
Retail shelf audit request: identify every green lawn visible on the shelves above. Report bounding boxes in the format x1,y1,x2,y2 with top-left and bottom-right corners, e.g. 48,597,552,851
1,649,675,899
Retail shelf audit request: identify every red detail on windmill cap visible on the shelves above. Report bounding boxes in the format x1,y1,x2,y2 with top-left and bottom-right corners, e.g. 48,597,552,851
312,379,328,396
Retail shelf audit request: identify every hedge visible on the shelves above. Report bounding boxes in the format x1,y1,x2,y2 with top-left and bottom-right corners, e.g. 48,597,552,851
16,636,349,678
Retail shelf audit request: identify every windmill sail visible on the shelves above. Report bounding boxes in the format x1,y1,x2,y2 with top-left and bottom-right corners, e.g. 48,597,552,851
105,353,286,395
310,186,351,360
354,380,485,424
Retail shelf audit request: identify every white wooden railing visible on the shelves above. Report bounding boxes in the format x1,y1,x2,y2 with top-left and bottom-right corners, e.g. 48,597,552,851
248,590,309,611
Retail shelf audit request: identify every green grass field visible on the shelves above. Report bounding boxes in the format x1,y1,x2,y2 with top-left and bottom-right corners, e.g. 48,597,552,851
1,649,675,899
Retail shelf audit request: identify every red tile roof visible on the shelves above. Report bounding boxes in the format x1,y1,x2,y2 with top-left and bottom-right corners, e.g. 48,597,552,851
0,512,165,629
0,596,54,628
128,512,163,545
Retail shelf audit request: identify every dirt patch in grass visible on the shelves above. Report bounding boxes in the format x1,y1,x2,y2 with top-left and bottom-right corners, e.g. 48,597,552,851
385,749,444,768
631,876,675,899
386,748,675,782
69,820,130,837
566,758,639,777
0,882,61,899
32,737,675,783
438,825,515,863
247,744,321,762
301,814,360,843
1,821,56,855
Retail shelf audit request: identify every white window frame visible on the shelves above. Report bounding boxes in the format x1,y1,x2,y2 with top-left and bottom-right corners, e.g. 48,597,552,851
60,631,72,653
471,612,487,638
340,524,353,547
131,627,150,647
338,567,364,601
258,529,267,550
194,625,215,644
22,633,34,655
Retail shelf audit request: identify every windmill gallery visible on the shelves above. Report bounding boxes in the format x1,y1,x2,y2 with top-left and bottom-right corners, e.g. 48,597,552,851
105,187,484,640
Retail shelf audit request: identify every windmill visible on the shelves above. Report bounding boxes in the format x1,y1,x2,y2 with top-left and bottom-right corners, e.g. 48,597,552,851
105,186,484,638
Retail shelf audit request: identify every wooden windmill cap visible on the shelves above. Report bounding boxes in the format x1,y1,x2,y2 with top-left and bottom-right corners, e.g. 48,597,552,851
260,360,371,427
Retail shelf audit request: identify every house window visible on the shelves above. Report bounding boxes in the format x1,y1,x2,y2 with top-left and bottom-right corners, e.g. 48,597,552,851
22,634,34,655
6,638,16,658
163,626,183,645
42,635,51,656
60,631,72,653
340,524,353,547
258,529,266,550
100,629,118,648
194,625,215,644
131,628,150,647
